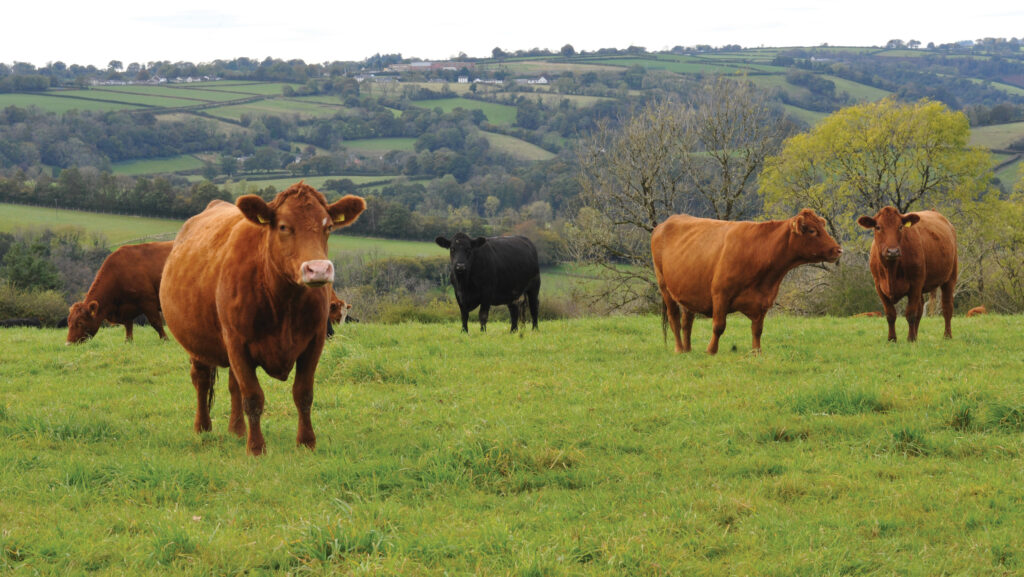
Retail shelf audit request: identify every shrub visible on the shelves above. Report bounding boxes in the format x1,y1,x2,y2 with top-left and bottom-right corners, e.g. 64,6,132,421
0,281,68,325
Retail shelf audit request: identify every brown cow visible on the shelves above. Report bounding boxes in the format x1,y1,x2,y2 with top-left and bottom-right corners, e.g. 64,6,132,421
159,183,365,455
652,209,842,354
66,241,173,344
326,293,352,338
967,305,987,317
857,207,958,342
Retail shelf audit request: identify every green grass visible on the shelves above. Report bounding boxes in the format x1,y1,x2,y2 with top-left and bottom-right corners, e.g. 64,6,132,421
1,314,1022,575
204,98,345,121
970,121,1024,149
110,155,207,176
56,89,205,108
0,202,432,257
481,131,556,161
409,98,518,125
342,137,418,152
0,93,142,113
0,203,182,245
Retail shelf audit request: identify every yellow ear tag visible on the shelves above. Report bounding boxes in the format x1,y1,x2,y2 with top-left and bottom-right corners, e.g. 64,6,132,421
904,221,912,228
333,214,345,223
257,214,269,224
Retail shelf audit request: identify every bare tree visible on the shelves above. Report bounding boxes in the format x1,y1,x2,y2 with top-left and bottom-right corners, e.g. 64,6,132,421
568,99,694,311
568,77,793,312
688,76,795,221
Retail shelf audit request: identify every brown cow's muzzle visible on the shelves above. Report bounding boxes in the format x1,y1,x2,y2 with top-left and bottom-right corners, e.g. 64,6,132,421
828,246,843,263
883,247,901,262
300,260,335,287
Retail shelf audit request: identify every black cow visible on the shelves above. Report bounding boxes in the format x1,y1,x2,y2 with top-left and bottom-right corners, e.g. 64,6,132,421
435,233,541,332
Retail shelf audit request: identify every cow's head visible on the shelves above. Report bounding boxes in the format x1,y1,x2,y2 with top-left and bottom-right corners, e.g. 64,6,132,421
436,232,487,277
858,206,920,263
237,183,365,287
66,300,101,344
789,208,843,263
329,295,351,324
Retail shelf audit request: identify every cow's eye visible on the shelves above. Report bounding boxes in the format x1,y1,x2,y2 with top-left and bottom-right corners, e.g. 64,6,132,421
279,224,288,232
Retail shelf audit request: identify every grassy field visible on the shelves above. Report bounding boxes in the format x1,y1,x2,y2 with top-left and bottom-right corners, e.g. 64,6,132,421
1,314,1022,575
970,121,1024,149
0,202,432,257
0,203,183,245
110,155,207,176
0,93,141,113
409,98,518,125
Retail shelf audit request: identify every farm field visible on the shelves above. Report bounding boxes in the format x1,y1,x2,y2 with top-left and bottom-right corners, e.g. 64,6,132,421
408,97,518,125
1,314,1022,574
481,131,556,161
970,121,1024,149
0,92,141,113
0,202,430,257
110,155,207,176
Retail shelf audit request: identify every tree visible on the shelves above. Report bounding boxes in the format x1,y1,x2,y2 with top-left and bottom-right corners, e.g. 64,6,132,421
561,44,576,57
568,99,693,311
759,97,993,247
686,76,794,220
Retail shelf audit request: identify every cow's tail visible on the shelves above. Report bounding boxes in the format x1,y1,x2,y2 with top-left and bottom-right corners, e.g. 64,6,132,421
660,300,668,346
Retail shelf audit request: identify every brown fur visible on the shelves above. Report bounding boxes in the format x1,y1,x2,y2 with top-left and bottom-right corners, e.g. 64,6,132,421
652,208,842,354
329,293,351,325
66,241,173,344
857,207,958,342
852,311,884,318
159,182,365,455
967,305,987,318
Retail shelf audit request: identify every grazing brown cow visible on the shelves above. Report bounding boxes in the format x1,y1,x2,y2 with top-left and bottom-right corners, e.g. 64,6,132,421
967,305,987,318
66,241,173,344
652,209,842,354
857,207,958,342
160,183,365,455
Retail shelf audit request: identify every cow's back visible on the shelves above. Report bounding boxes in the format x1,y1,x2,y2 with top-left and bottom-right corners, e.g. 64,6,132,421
161,201,244,366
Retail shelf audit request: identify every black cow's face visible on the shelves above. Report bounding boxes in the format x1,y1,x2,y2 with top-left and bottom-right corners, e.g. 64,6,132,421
436,233,487,276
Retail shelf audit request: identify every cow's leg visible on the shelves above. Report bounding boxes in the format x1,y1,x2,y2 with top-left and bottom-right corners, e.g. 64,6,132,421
460,307,470,332
906,290,924,342
479,303,491,331
292,346,323,450
527,283,540,330
189,358,214,433
707,298,728,355
941,281,955,339
662,292,685,353
225,349,266,456
681,309,695,353
877,286,898,342
226,369,245,437
142,301,167,340
507,302,520,333
750,312,765,353
124,321,134,342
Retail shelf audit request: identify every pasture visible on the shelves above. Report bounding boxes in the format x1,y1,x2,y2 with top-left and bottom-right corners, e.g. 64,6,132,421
408,98,518,126
1,314,1022,575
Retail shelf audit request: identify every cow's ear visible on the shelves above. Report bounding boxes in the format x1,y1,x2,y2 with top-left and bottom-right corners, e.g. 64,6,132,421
328,195,366,227
902,213,921,228
87,300,99,317
790,215,805,235
471,237,487,248
435,236,451,248
857,216,876,229
237,195,274,226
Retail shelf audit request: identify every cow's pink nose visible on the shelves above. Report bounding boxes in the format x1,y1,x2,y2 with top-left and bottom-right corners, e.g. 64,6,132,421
301,260,334,285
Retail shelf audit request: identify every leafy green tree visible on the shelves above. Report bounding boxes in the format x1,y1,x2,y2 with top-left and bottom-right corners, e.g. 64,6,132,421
759,97,993,246
1,238,61,291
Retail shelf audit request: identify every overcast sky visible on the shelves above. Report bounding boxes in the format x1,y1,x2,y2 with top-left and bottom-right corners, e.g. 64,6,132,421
4,1,1023,68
